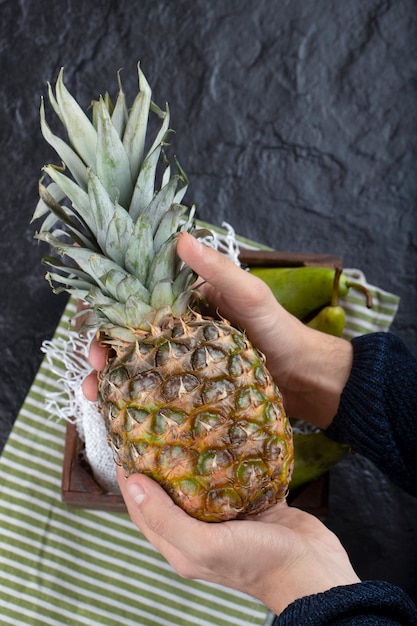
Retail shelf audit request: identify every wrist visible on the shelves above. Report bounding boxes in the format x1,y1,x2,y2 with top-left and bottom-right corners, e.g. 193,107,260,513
263,561,361,616
275,325,353,430
256,509,361,615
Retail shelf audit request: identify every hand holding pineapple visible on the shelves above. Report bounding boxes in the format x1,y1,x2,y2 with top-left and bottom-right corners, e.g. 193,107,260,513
84,231,353,431
175,232,354,431
82,233,360,615
113,236,359,615
117,464,360,617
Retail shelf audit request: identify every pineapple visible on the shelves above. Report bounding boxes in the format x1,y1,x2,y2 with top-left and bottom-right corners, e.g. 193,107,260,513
32,64,294,522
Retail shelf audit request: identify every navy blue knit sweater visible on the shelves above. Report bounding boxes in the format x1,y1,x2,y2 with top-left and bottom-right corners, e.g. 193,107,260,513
274,332,417,625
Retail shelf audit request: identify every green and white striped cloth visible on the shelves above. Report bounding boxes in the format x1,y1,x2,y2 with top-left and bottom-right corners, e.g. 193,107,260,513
0,250,400,625
0,298,268,626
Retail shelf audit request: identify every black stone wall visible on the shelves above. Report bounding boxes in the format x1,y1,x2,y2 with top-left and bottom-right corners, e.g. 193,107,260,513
1,0,416,605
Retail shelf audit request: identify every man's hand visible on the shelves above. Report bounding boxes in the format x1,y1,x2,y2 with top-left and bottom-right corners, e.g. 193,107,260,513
83,232,353,427
177,232,353,428
117,467,360,616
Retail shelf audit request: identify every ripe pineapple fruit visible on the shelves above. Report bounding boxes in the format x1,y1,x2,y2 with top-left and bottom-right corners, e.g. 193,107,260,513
32,64,294,522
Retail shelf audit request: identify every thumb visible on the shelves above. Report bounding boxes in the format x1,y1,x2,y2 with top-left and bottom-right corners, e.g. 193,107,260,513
177,231,248,294
118,469,203,554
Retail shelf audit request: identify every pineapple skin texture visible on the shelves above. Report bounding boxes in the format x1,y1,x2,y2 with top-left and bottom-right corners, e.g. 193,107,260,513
98,313,294,522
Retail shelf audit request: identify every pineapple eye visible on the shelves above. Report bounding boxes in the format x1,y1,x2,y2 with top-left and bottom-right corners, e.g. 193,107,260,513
265,401,284,423
201,379,235,404
228,354,253,376
125,408,149,427
236,387,267,409
162,373,199,401
191,347,207,369
108,366,129,387
265,436,285,461
155,341,187,366
156,408,184,425
129,442,159,474
193,412,225,435
236,459,268,486
230,421,264,445
191,346,225,370
206,487,243,518
158,445,196,478
203,324,219,341
229,424,247,446
198,449,233,475
131,371,162,396
231,333,247,350
254,365,271,385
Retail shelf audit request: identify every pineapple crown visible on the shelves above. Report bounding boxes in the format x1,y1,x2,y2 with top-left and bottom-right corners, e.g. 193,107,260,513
32,64,204,338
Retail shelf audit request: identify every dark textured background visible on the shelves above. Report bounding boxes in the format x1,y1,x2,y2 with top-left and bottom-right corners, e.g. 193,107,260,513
1,0,416,605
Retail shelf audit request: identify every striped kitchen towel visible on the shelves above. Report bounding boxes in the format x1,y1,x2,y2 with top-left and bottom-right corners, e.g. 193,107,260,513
0,297,268,626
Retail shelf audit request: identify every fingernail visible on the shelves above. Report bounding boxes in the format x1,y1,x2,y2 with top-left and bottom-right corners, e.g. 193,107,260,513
185,232,203,250
127,482,145,506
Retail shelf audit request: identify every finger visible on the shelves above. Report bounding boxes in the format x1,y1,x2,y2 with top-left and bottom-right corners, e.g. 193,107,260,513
177,231,260,297
88,338,107,370
82,371,99,402
117,469,212,568
118,474,192,577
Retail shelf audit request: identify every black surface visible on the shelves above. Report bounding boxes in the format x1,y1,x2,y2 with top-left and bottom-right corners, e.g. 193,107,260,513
1,0,416,605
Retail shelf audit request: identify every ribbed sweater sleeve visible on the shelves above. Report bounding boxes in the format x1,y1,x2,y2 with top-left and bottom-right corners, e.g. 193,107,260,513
272,332,417,625
274,580,417,625
325,332,417,497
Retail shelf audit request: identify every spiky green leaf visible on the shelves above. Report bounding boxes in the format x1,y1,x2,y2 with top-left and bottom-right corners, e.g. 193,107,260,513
54,68,97,167
148,236,178,292
40,98,88,190
37,234,139,299
96,97,133,207
111,70,129,138
98,268,150,304
172,290,193,317
129,103,171,221
172,264,195,298
142,175,180,235
116,274,152,304
124,213,154,283
46,272,94,292
122,63,152,184
105,202,134,266
150,279,174,309
42,255,95,287
36,180,98,249
87,170,116,250
98,296,152,329
84,285,118,306
32,181,67,222
43,165,96,235
153,203,187,253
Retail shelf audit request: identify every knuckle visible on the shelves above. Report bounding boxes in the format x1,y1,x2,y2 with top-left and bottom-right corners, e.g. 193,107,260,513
249,275,271,302
146,512,169,537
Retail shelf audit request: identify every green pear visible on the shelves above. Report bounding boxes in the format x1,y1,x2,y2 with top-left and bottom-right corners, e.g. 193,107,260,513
290,429,349,490
306,267,346,337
